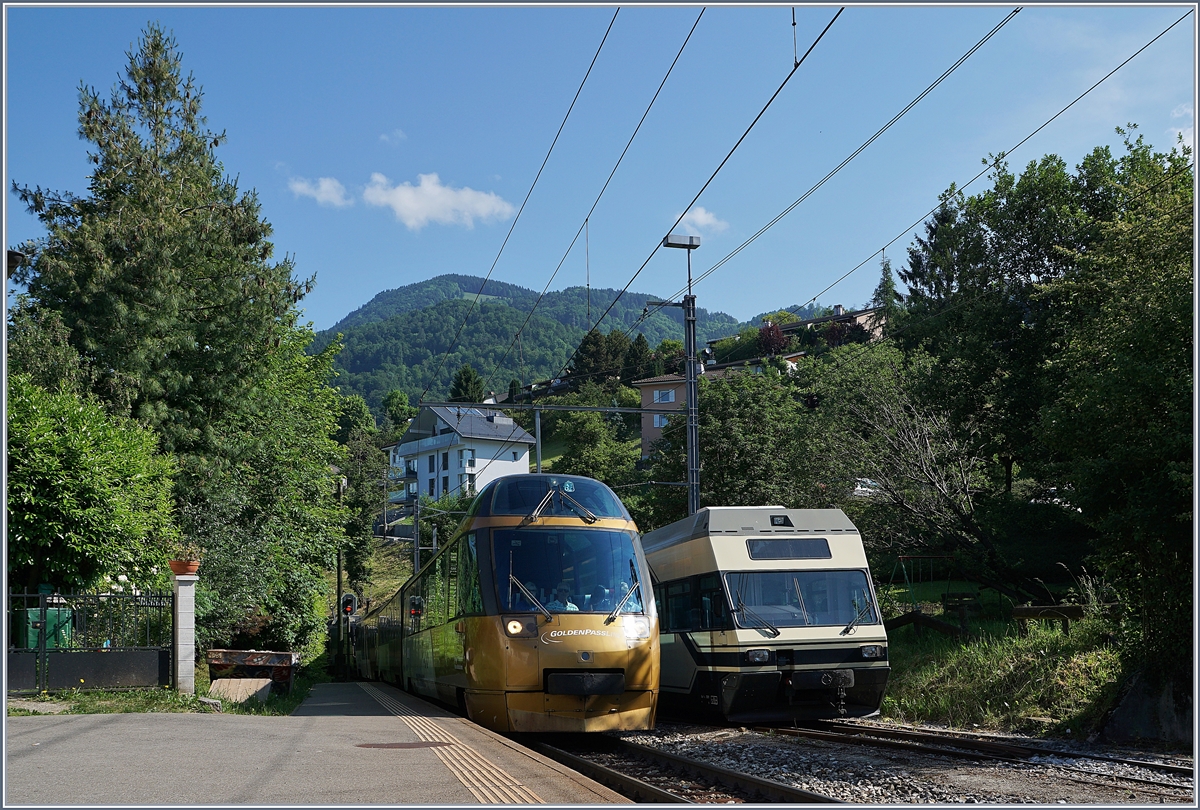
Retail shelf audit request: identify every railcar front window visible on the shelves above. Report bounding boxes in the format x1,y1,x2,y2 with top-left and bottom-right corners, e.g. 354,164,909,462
494,528,644,614
724,570,877,629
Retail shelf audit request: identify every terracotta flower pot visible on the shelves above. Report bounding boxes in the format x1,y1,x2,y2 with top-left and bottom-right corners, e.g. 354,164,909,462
168,559,201,576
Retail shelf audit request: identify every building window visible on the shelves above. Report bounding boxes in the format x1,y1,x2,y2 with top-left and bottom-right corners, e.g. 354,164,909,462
512,451,518,461
442,476,449,494
442,452,449,470
457,449,464,466
467,472,476,490
428,455,435,473
653,389,675,403
653,414,670,428
428,480,435,497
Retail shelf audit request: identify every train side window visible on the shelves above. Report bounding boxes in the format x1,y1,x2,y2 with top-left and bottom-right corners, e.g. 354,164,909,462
459,532,484,615
665,580,693,632
446,542,460,620
698,573,731,630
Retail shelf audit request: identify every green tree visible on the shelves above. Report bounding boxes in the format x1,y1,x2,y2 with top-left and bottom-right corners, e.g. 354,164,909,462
6,297,92,396
449,363,485,403
186,329,346,653
7,374,178,591
1036,134,1193,678
569,329,612,385
334,394,376,445
507,378,522,403
11,26,345,655
11,25,309,456
382,388,416,427
622,333,653,384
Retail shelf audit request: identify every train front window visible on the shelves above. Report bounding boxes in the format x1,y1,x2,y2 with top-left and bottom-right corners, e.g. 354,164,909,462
493,528,644,614
724,570,877,629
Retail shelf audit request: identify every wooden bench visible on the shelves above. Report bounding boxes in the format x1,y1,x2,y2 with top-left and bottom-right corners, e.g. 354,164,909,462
1010,605,1085,637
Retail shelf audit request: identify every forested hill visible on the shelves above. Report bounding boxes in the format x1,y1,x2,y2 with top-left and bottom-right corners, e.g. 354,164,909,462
311,274,748,410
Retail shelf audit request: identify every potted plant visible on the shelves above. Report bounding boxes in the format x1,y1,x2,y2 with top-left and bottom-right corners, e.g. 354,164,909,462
167,538,203,576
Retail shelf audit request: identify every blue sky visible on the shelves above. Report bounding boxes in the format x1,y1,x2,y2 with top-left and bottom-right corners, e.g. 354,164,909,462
4,4,1195,333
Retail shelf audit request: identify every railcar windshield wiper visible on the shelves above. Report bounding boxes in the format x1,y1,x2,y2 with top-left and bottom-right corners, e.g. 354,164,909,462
792,577,812,626
518,488,556,527
735,590,781,637
840,599,875,636
559,490,598,524
604,560,643,625
509,573,553,622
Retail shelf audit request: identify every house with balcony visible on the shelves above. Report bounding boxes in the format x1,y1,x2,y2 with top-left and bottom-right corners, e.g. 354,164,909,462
386,405,536,510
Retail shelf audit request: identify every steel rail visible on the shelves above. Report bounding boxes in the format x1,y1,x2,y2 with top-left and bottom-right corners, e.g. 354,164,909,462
817,719,1196,776
526,741,691,803
615,738,843,803
760,726,1193,794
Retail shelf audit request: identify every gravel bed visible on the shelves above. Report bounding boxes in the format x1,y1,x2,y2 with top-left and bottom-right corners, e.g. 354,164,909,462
615,723,1195,804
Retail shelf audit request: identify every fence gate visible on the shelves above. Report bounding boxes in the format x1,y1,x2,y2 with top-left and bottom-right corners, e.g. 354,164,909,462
7,591,173,694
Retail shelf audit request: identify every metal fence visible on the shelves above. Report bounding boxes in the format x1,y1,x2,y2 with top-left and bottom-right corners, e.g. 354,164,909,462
8,591,174,694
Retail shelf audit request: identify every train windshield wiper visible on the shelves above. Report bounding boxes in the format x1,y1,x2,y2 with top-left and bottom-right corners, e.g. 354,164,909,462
509,574,553,622
735,591,780,637
559,490,598,524
604,560,642,625
840,600,875,636
518,488,556,527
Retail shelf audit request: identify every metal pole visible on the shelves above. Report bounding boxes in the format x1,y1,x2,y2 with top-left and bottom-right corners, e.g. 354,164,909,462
684,290,700,516
335,548,344,679
535,408,543,472
413,494,421,574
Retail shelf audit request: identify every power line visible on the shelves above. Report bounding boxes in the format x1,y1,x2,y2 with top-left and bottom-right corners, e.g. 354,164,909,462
552,7,845,383
645,7,1021,327
419,9,621,404
478,8,706,395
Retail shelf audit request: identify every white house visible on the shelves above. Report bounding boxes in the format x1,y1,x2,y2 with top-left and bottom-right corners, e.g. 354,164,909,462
387,405,536,510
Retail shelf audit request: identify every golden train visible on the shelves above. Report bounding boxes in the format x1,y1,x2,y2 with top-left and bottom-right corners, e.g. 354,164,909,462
354,474,659,733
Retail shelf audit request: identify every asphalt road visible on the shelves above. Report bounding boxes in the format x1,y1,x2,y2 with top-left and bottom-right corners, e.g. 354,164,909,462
5,682,627,806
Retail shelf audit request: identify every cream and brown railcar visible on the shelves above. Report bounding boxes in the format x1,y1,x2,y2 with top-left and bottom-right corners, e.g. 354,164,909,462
356,474,658,733
644,506,888,723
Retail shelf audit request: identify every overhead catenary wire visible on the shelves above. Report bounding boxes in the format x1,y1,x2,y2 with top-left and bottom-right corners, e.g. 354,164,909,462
419,8,621,405
552,7,845,383
777,5,1196,326
643,5,1192,351
643,7,1021,330
477,8,706,396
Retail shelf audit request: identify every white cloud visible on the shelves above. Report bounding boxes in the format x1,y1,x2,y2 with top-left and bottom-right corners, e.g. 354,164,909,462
678,206,729,236
288,176,353,208
1171,103,1193,119
363,172,515,231
380,128,407,145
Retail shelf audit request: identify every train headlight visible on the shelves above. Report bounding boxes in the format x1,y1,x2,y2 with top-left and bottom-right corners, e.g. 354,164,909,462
623,616,650,639
860,644,886,659
503,616,538,638
745,648,772,664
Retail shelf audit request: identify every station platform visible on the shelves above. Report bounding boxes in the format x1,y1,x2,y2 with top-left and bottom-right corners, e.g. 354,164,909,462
5,681,629,805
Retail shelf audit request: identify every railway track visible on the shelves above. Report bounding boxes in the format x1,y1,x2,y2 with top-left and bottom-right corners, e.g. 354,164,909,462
756,722,1193,795
817,718,1195,776
528,735,841,803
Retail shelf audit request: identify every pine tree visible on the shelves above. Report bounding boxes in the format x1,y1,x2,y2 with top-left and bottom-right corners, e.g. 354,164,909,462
449,363,485,403
12,24,309,455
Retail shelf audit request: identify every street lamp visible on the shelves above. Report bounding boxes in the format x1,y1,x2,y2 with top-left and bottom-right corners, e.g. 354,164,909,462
661,233,701,516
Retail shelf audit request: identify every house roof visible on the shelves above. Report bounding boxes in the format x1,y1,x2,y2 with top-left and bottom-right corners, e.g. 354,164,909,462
401,405,536,446
630,374,684,386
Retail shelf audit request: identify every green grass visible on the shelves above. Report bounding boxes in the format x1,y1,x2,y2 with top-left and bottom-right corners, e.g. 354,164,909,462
539,436,567,470
881,613,1124,737
9,651,334,717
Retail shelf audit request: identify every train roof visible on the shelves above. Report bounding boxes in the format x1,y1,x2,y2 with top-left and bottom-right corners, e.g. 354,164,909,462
642,506,858,555
467,473,632,521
